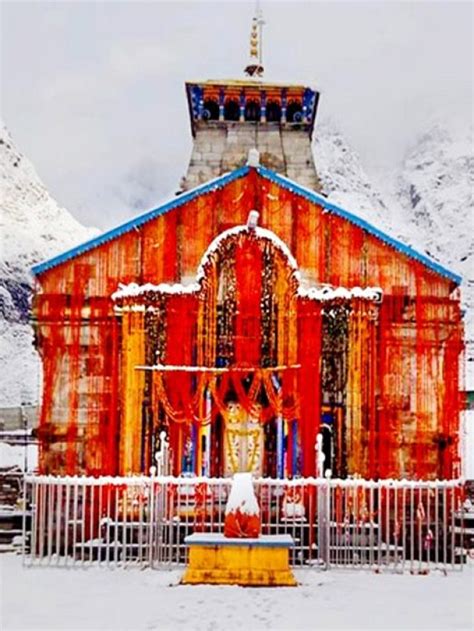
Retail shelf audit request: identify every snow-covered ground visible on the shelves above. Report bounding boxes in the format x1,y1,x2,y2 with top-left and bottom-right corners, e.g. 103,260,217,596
1,554,472,631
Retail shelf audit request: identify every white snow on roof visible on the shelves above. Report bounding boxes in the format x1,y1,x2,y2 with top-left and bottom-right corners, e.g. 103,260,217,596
195,224,300,283
113,222,382,304
298,285,382,302
111,281,200,301
0,441,38,471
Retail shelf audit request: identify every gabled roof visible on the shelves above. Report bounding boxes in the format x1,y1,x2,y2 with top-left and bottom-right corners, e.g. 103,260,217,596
31,167,250,276
256,167,461,285
32,165,461,285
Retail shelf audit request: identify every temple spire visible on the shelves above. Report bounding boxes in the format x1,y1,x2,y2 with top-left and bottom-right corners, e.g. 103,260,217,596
244,1,265,78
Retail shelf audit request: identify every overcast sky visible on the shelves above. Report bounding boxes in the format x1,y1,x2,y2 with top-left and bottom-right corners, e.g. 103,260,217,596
1,1,472,229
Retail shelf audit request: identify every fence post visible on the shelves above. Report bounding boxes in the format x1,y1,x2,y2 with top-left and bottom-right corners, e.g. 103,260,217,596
148,466,156,568
315,433,325,478
317,470,332,569
155,431,169,476
21,475,27,565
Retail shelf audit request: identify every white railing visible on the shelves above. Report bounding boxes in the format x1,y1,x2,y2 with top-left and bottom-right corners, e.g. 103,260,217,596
22,475,468,573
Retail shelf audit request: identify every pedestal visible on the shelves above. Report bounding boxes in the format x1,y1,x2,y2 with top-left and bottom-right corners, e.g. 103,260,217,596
181,533,297,586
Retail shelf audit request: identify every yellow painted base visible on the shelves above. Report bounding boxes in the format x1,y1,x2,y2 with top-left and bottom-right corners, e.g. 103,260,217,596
181,544,297,587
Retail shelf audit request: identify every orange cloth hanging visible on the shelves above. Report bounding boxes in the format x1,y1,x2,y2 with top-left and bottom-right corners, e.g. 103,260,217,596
235,238,263,365
297,300,322,477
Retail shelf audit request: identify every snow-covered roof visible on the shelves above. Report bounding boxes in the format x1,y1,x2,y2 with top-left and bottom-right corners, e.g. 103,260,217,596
112,221,383,304
31,165,461,284
195,223,299,281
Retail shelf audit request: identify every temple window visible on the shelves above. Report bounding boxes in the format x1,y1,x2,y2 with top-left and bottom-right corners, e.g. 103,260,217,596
202,99,220,121
266,100,281,122
224,99,240,121
244,99,261,122
286,100,303,123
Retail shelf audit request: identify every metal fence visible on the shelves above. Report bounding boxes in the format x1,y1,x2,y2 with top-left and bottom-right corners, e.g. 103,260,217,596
22,475,467,573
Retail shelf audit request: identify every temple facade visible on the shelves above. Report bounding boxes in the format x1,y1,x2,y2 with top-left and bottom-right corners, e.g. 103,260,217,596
31,23,464,482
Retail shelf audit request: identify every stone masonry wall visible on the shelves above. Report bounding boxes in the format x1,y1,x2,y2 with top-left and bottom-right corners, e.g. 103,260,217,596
183,123,321,192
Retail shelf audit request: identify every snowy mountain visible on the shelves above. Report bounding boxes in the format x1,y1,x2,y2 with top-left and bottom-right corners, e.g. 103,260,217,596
314,121,390,230
0,125,98,407
314,120,430,246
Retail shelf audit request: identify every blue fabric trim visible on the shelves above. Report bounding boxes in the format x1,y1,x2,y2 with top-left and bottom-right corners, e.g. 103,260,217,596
256,167,461,285
32,167,250,276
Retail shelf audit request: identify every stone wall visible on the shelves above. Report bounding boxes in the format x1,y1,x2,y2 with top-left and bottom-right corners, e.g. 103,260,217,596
183,122,321,192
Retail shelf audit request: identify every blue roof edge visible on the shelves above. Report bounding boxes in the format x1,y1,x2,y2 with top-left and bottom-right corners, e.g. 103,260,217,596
256,166,462,286
31,166,250,276
32,163,461,286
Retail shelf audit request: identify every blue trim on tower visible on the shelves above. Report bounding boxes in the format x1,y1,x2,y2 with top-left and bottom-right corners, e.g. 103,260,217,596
32,167,250,276
256,166,461,285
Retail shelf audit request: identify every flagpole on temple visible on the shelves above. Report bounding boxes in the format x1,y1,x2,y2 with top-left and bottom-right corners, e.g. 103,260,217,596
244,1,265,78
256,0,265,68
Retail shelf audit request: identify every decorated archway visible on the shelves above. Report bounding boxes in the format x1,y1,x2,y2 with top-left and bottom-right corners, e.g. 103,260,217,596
113,216,382,478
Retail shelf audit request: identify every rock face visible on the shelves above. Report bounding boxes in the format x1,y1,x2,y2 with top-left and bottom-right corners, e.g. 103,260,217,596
0,125,98,407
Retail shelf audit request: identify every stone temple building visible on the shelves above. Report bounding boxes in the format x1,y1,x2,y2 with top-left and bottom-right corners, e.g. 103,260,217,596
31,11,464,482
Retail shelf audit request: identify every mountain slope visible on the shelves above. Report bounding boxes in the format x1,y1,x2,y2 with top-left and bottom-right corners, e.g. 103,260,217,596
314,120,390,230
0,125,98,407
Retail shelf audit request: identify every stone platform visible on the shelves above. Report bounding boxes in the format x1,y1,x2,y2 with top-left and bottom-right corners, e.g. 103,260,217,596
181,533,297,586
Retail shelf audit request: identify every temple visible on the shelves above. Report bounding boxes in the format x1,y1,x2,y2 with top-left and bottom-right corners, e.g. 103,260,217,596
31,11,464,482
